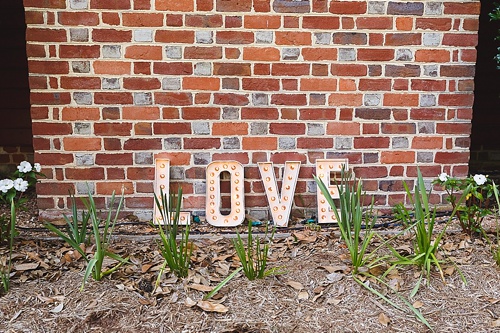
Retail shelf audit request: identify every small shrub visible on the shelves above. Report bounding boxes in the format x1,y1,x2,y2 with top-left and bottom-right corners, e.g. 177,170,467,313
233,220,283,280
314,168,381,274
46,187,128,290
434,172,496,236
154,187,192,280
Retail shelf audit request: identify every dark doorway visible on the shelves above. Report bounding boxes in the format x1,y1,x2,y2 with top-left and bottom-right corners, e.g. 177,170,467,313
470,1,500,174
0,0,32,173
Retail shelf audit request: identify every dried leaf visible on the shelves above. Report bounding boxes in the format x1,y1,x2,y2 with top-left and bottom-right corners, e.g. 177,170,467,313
189,284,213,292
319,265,348,273
49,303,64,313
141,264,153,273
185,297,197,308
196,300,228,313
14,263,39,271
292,231,317,244
378,313,390,326
298,291,309,300
327,298,341,305
326,272,343,283
413,300,423,308
444,266,455,276
491,319,500,327
286,280,304,291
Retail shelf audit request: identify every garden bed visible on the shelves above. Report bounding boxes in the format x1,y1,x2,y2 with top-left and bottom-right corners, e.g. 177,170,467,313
0,197,499,333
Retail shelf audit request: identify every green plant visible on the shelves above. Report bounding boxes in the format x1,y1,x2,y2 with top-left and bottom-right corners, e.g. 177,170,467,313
434,172,496,236
314,168,382,274
204,267,243,300
490,181,500,266
1,199,16,293
154,187,192,280
390,168,469,293
0,161,44,244
63,191,90,245
233,220,283,280
46,188,128,290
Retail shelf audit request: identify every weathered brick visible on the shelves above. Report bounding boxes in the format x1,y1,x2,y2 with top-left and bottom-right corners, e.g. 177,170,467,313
273,0,310,13
387,1,424,15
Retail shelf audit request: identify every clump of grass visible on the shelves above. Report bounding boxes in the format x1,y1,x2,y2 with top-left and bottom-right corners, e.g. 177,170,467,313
0,199,16,293
388,168,469,294
154,187,192,281
46,187,128,290
233,220,283,280
314,168,383,274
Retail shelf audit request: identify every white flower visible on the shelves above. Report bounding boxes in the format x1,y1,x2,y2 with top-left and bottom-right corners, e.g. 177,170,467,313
0,179,14,193
17,161,32,173
13,178,29,192
473,174,487,186
34,163,41,173
438,173,449,182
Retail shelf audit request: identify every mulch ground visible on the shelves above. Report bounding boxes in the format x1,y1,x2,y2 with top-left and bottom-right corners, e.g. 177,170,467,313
0,197,500,333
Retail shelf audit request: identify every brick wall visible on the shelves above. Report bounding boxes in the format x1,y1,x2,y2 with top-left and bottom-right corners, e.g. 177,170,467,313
24,0,480,221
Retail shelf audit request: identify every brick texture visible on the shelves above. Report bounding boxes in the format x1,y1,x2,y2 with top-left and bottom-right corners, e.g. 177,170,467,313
24,0,479,221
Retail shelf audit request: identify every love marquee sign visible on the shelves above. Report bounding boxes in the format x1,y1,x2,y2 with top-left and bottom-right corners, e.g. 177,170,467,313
154,158,348,227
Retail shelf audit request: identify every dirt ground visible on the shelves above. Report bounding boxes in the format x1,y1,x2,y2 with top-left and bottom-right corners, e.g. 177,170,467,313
1,199,500,333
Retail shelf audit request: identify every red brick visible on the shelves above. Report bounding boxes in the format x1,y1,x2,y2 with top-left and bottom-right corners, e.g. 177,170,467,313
59,45,100,58
62,107,100,121
95,154,133,165
356,17,392,29
354,137,390,149
26,44,46,58
92,29,132,42
303,16,340,29
216,0,251,11
415,18,452,31
216,31,254,44
24,0,65,8
358,49,394,61
184,138,220,149
123,13,164,26
60,77,100,89
328,93,362,107
32,122,72,135
443,2,480,15
410,108,446,120
96,182,134,195
353,166,388,179
64,138,102,151
298,109,335,120
381,151,415,164
434,152,469,164
438,94,474,107
90,0,131,9
302,48,337,61
442,34,478,47
94,61,131,75
101,12,120,25
213,93,249,106
124,138,162,150
186,14,223,27
383,93,419,107
125,46,162,60
359,79,391,91
26,28,66,42
411,79,446,91
331,64,367,76
212,122,248,135
269,123,305,135
241,107,279,119
412,137,443,149
275,32,311,45
212,153,249,164
94,92,133,105
415,49,450,63
329,1,366,14
272,63,310,76
28,61,69,74
152,122,191,135
243,47,280,61
156,0,194,10
182,107,220,119
122,107,160,120
183,77,220,91
31,92,71,105
155,92,193,105
123,77,161,90
440,65,475,77
213,63,251,76
385,33,421,46
271,94,307,106
245,15,281,29
242,137,277,150
463,18,479,32
94,123,132,136
155,30,194,43
436,123,471,134
297,138,333,149
185,47,223,59
58,12,99,26
242,78,279,91
327,122,360,135
381,123,416,134
153,62,192,75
